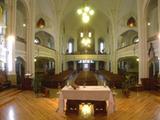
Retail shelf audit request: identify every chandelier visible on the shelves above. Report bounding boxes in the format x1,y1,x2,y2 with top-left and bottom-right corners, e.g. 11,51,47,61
77,5,94,23
81,37,91,47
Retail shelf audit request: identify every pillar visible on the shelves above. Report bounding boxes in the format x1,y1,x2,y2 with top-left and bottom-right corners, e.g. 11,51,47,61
74,61,77,71
158,0,160,75
6,0,17,85
96,61,99,71
137,0,149,84
26,0,35,77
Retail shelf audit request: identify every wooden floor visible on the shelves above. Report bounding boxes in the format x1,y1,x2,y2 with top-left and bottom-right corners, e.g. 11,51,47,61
0,89,160,120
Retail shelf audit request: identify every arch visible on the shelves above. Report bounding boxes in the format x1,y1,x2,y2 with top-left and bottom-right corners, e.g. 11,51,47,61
16,0,30,31
15,56,25,88
67,37,74,54
16,0,27,41
118,30,138,48
98,37,105,54
34,56,55,77
15,0,29,71
35,31,55,49
117,56,139,84
146,0,158,37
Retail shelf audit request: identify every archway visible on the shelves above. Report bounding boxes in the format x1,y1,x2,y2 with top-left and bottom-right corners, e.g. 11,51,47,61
16,0,28,77
15,57,25,89
118,30,138,49
118,56,139,84
146,0,158,38
35,57,55,80
35,31,55,49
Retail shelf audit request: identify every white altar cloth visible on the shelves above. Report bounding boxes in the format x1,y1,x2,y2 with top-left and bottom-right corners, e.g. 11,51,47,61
58,86,115,115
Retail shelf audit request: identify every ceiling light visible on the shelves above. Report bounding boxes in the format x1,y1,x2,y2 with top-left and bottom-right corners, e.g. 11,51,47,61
77,9,83,15
127,17,136,27
23,23,26,27
82,13,90,23
34,58,37,62
37,18,45,28
134,38,139,43
89,10,94,15
77,5,94,24
81,37,91,47
84,6,90,12
147,22,151,26
34,38,40,44
136,58,139,62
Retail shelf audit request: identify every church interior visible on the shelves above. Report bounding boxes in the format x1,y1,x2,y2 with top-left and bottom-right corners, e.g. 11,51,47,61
0,0,160,120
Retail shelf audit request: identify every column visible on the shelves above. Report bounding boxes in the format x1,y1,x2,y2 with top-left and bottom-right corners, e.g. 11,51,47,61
105,61,108,71
109,15,118,74
96,61,99,71
74,37,77,52
158,0,160,75
62,61,68,71
95,36,98,54
6,0,17,85
74,61,77,71
26,0,35,77
137,0,148,84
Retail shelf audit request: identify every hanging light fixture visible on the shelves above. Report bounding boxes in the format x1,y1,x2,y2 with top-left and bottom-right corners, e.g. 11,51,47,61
36,18,45,28
77,5,94,24
81,37,91,47
127,17,136,27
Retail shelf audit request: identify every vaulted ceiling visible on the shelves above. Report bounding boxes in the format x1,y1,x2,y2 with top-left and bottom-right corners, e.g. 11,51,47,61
34,0,137,41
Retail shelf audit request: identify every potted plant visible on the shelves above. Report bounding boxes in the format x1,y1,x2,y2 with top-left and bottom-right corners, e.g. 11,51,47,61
122,76,131,98
32,74,43,97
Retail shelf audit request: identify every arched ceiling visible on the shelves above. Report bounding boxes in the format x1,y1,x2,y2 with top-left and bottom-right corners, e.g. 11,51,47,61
53,0,122,20
63,9,110,40
52,0,137,21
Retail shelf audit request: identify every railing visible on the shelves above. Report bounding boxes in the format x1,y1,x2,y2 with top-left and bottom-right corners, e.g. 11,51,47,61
117,44,139,59
65,51,108,55
34,45,57,58
64,53,109,62
118,42,138,50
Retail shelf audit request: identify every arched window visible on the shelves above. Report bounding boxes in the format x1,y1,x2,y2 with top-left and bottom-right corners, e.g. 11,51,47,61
68,38,74,54
100,41,104,53
98,38,105,53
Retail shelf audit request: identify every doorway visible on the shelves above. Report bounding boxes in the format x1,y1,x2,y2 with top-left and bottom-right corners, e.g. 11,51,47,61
15,57,25,89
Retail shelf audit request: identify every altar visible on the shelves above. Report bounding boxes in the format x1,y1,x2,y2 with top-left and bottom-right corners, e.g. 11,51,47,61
58,86,115,115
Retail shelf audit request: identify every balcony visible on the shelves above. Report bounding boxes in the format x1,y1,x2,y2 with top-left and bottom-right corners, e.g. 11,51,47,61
34,44,56,58
117,43,139,59
63,52,109,62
